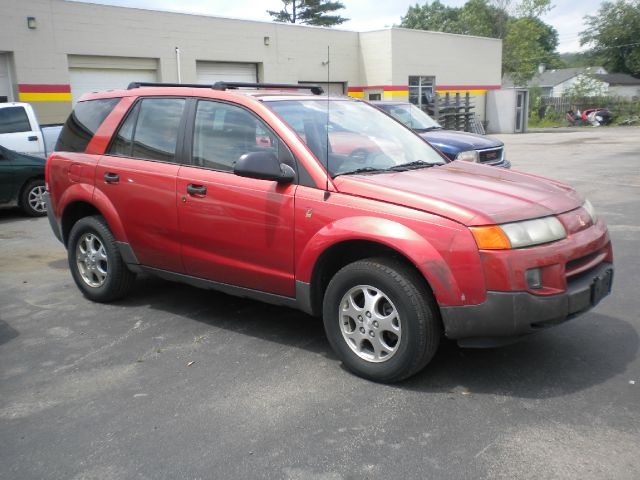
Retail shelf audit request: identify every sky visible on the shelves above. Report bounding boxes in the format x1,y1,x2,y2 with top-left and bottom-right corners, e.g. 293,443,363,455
70,0,605,53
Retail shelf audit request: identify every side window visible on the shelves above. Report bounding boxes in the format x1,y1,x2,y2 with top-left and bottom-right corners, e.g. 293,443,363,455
192,100,278,172
109,102,138,157
132,98,184,162
0,107,31,134
108,98,185,163
55,98,120,153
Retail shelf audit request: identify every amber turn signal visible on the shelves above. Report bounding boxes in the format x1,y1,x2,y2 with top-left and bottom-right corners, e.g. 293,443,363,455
469,225,512,250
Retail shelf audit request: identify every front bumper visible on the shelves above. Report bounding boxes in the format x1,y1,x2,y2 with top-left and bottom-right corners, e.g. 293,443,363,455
440,262,613,347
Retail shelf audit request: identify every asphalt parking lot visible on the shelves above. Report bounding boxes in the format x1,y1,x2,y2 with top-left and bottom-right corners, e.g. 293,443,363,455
1,126,639,480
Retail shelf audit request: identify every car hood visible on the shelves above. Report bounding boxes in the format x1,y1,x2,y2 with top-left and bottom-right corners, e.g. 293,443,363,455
333,161,582,226
419,130,502,153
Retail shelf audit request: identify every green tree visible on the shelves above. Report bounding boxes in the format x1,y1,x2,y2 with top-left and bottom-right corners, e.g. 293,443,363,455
580,0,640,77
267,0,348,26
502,18,548,85
400,1,460,33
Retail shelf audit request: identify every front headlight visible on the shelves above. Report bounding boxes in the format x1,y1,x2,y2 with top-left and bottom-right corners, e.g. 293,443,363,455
582,199,597,223
470,216,567,249
456,150,479,162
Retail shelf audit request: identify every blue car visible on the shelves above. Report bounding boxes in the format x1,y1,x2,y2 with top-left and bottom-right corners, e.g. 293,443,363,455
373,101,510,168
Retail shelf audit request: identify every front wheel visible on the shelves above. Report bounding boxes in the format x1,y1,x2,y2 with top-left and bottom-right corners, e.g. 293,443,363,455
67,215,136,302
323,258,441,383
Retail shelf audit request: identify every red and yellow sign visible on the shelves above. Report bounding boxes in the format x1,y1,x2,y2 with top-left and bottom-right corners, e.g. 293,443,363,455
435,85,500,95
18,84,72,102
348,84,501,99
347,85,409,98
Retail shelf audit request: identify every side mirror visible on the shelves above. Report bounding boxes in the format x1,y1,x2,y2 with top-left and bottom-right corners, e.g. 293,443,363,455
234,151,295,184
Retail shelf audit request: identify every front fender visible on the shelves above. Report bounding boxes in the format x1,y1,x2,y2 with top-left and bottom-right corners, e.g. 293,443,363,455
296,216,462,306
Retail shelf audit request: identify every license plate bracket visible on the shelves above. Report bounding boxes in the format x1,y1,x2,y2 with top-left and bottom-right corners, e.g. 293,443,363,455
591,268,613,306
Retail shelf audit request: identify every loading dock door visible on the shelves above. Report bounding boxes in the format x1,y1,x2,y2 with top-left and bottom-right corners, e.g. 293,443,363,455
196,62,257,84
68,55,158,105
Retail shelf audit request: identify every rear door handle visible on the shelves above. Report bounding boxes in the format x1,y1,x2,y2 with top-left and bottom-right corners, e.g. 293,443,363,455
104,172,120,184
186,184,207,196
28,135,38,141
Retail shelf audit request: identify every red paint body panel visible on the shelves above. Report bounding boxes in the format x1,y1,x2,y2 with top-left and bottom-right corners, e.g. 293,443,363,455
177,166,297,297
334,161,583,226
95,156,183,273
293,186,485,306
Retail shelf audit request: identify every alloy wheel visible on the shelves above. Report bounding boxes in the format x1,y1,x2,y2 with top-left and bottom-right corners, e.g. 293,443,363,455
338,284,402,363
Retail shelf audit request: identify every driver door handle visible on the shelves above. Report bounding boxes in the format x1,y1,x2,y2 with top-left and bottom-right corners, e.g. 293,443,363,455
104,172,120,184
186,184,207,196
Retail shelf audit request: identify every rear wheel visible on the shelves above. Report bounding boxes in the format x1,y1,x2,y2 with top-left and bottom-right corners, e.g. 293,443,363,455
67,215,135,302
323,258,441,383
20,179,47,217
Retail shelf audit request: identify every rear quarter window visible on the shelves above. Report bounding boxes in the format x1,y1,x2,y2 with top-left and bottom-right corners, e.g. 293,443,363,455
55,98,120,153
0,106,31,134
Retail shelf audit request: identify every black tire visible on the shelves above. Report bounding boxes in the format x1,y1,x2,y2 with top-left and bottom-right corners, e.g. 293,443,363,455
323,257,441,383
20,179,47,217
67,215,136,302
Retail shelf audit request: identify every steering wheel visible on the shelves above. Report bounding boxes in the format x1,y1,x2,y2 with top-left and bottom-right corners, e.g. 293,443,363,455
349,148,370,163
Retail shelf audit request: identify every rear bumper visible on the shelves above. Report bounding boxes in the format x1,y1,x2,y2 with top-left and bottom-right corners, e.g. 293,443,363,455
440,262,613,347
45,192,63,243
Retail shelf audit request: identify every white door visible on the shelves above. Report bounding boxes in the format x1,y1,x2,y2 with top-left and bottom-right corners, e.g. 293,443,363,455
69,68,157,105
196,62,257,84
0,53,13,102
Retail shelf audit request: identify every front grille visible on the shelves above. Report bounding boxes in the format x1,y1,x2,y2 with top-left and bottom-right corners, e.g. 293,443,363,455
478,147,503,164
565,249,607,278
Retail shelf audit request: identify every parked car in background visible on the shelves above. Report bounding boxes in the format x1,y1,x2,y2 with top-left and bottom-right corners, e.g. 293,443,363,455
46,82,612,383
373,101,510,168
0,144,46,216
0,102,62,158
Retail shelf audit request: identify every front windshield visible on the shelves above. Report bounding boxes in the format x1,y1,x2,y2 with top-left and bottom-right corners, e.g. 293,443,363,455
267,99,445,177
379,103,441,131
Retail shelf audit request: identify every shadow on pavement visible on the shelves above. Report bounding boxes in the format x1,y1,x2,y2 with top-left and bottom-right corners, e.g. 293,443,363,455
0,319,20,347
117,275,637,399
403,313,638,398
119,275,331,357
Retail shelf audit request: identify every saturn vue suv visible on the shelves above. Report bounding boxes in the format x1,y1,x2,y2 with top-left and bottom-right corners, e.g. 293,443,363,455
45,82,613,382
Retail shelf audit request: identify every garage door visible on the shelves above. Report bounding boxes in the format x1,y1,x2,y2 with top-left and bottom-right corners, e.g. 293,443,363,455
196,62,257,85
68,55,158,105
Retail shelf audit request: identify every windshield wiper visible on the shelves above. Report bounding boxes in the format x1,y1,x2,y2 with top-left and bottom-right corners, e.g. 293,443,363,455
415,126,442,132
387,160,439,172
335,167,387,177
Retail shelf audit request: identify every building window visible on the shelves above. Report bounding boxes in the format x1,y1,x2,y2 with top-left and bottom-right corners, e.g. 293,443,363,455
409,76,435,108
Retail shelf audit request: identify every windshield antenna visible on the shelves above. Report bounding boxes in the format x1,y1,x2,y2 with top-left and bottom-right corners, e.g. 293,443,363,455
324,45,330,200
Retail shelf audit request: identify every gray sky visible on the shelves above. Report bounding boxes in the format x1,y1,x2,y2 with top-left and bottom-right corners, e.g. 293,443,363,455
70,0,604,53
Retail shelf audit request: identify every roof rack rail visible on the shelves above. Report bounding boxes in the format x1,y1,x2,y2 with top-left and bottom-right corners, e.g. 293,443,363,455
212,82,324,95
127,82,213,90
126,81,325,95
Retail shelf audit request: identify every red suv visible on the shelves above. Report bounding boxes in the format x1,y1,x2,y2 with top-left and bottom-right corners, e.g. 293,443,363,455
45,82,613,382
